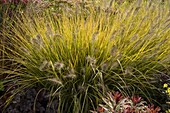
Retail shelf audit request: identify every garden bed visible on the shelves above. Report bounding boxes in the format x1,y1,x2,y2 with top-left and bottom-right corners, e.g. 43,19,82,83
0,0,170,113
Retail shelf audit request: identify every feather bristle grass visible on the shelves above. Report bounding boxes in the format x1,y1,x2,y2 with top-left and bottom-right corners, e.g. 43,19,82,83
1,0,170,112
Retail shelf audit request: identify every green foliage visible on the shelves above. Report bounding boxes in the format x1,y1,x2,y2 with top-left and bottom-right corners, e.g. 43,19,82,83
0,80,4,91
1,0,170,112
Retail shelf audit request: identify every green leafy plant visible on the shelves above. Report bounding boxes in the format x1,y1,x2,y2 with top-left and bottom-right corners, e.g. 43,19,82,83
0,0,170,112
91,91,161,113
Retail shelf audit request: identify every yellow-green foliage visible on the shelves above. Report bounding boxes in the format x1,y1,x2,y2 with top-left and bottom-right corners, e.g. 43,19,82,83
163,83,170,112
1,0,170,112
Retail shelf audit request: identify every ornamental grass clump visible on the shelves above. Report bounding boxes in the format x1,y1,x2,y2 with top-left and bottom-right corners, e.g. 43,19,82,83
0,0,170,112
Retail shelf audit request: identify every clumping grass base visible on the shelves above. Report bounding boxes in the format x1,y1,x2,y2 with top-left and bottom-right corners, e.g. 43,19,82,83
0,0,170,112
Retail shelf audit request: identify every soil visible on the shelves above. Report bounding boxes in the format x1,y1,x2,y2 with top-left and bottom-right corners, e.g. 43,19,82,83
0,87,58,113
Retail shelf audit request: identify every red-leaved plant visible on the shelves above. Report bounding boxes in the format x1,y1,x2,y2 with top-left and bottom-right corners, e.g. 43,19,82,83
91,91,161,113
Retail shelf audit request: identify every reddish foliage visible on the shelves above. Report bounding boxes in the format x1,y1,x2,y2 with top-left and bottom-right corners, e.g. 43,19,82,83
112,91,123,104
93,91,161,113
97,107,105,112
131,96,142,104
148,104,161,113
